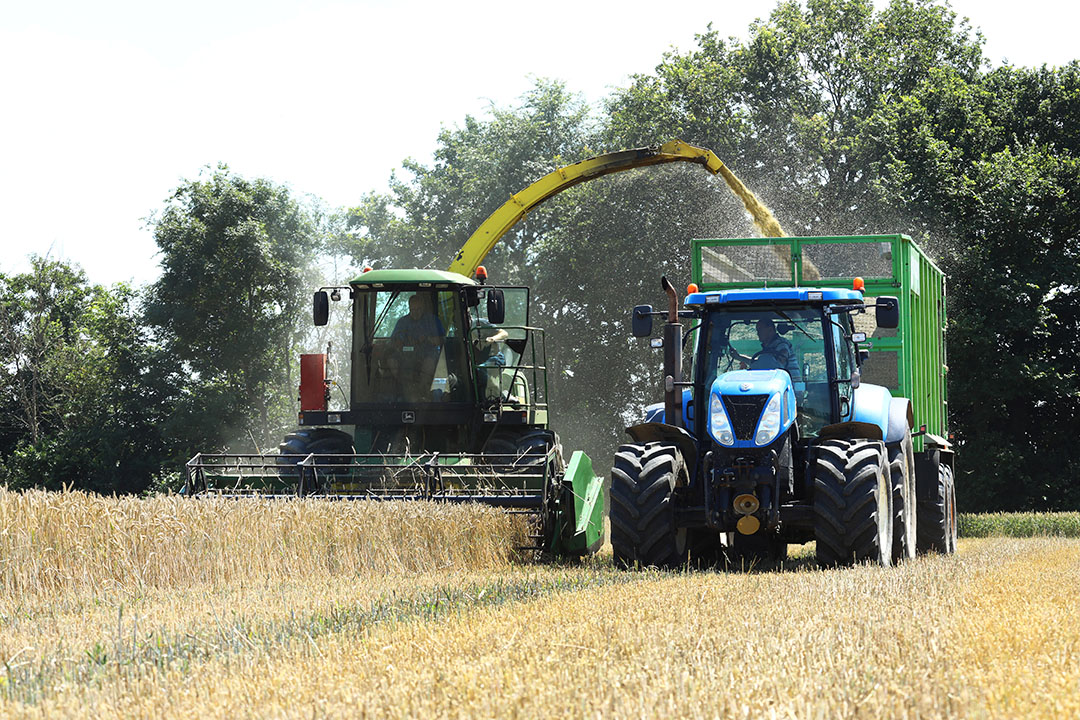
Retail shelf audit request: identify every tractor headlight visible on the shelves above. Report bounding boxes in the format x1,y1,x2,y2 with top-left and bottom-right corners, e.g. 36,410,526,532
755,393,783,446
710,393,735,446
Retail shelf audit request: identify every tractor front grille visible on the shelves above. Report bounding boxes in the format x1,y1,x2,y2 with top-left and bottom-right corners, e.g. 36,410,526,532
721,395,769,441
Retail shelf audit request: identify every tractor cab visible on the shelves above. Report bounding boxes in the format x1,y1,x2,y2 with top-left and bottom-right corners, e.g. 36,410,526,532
686,288,865,442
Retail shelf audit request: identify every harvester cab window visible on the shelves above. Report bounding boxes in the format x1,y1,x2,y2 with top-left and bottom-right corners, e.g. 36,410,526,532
468,287,530,404
351,289,469,404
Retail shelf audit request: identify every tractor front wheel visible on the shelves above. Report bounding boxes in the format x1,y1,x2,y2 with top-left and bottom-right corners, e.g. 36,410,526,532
610,442,688,570
813,439,893,567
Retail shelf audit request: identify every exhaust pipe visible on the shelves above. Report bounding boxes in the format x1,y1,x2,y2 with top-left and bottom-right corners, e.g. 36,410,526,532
661,276,683,429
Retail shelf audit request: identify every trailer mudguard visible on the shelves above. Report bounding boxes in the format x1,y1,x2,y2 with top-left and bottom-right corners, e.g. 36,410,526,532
552,451,605,555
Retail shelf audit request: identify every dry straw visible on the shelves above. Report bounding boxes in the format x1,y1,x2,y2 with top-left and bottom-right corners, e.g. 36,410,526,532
0,489,526,596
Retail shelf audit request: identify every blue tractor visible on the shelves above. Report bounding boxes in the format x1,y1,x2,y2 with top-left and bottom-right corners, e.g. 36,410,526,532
612,276,919,567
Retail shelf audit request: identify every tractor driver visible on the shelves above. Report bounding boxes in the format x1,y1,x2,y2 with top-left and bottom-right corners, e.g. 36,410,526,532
729,318,802,381
389,293,446,401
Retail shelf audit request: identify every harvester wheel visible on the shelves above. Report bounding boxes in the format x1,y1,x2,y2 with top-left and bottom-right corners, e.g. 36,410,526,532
916,451,957,554
812,439,893,567
610,442,688,570
888,431,917,563
275,428,354,495
482,429,560,470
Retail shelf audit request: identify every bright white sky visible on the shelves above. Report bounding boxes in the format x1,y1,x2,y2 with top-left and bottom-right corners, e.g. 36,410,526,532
2,0,1076,288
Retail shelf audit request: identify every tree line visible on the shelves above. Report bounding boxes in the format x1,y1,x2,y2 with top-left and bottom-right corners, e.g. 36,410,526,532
2,0,1077,510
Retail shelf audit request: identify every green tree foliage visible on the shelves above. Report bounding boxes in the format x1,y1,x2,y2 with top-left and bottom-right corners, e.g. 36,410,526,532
874,63,1080,510
0,259,173,493
145,165,319,450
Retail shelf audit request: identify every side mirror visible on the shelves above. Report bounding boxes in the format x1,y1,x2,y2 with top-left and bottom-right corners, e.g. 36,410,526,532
313,291,329,326
858,349,870,366
632,305,654,338
875,296,899,329
486,288,505,324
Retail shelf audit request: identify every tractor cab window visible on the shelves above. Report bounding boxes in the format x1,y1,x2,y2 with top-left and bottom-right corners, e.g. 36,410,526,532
351,289,470,404
701,307,833,437
468,287,530,404
830,312,856,420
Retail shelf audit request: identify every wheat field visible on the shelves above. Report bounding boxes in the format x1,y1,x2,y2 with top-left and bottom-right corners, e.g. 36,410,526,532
2,490,1079,718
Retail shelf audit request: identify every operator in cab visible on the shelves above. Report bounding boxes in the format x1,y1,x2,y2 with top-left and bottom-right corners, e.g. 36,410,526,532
389,293,446,401
729,318,802,381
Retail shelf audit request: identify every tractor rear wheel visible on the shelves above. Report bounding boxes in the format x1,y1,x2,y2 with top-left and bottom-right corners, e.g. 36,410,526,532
813,439,893,567
610,442,688,570
888,431,917,562
276,428,354,495
916,452,957,554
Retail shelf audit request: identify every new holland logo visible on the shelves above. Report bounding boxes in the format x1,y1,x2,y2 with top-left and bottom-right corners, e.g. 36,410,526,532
402,411,415,424
740,383,751,392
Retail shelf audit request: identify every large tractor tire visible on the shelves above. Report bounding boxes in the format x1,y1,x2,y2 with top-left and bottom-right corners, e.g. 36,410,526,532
812,439,893,567
610,442,688,570
888,431,917,563
916,452,958,554
276,428,355,495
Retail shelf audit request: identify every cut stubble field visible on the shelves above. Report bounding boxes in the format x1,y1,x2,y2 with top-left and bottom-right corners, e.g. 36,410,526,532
1,490,1078,718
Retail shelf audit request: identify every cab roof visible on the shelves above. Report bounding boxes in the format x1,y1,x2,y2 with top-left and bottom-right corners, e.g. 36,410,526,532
684,287,863,305
349,268,475,286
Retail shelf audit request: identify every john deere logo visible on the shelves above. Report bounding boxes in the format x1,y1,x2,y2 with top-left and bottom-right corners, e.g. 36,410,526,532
402,411,415,424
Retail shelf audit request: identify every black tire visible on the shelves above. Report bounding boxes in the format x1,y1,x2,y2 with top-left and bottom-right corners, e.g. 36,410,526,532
916,452,957,554
481,429,561,473
888,431,917,563
813,439,893,567
610,442,688,570
275,428,354,494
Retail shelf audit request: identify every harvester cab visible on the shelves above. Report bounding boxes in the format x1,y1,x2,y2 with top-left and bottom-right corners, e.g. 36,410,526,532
613,235,957,569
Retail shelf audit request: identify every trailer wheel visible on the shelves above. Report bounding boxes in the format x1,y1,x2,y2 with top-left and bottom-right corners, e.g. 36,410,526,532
813,439,892,567
888,431,917,562
916,451,957,554
275,428,354,495
610,442,688,570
